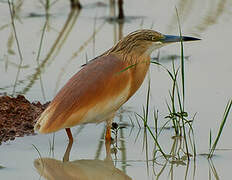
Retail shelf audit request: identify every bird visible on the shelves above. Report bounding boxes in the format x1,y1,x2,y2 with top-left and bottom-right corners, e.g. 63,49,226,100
34,29,200,143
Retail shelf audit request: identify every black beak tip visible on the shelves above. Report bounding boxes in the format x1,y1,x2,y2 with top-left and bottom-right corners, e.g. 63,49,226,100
182,36,201,41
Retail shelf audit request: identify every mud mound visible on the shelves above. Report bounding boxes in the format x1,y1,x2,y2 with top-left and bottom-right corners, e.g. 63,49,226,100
0,95,49,144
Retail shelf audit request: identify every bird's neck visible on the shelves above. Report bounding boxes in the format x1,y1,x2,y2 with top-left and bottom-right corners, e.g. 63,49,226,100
107,51,151,99
101,48,151,101
104,40,154,64
104,49,151,67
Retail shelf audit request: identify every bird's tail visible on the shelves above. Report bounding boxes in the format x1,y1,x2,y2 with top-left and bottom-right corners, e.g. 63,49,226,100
34,106,54,134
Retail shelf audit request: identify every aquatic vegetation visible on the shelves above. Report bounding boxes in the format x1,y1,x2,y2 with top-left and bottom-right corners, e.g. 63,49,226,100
208,99,232,158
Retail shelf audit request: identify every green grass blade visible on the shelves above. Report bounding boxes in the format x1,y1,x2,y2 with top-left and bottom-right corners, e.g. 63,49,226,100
32,144,43,159
208,99,232,158
175,7,185,110
145,78,151,124
143,120,167,159
117,63,138,74
209,129,212,150
153,109,158,138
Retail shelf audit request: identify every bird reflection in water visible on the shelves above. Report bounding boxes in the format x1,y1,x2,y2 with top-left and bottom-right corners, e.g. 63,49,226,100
34,141,132,180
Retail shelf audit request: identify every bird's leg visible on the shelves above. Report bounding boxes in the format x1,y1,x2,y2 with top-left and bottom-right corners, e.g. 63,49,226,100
104,139,113,162
65,128,73,143
105,115,114,142
63,128,73,162
105,125,112,142
105,121,113,163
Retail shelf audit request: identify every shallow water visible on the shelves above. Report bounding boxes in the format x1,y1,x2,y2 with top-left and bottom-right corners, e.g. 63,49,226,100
1,0,232,179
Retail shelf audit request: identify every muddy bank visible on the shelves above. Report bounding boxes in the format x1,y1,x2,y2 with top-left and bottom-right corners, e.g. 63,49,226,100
0,95,49,145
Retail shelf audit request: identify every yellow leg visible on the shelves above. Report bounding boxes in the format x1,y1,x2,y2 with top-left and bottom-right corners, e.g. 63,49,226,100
105,139,112,162
105,115,114,142
105,125,112,142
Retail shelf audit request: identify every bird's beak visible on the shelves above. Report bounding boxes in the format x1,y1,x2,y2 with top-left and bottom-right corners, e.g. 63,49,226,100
161,35,201,43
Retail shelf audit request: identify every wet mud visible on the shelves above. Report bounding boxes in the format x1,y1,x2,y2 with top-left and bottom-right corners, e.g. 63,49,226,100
0,95,48,144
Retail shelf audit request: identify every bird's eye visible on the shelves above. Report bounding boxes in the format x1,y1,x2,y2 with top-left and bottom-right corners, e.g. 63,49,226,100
149,36,156,41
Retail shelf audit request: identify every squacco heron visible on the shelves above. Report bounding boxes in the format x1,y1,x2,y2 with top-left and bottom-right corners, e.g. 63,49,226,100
34,29,200,142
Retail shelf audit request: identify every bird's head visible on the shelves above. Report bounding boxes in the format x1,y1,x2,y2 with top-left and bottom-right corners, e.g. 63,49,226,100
109,29,200,58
